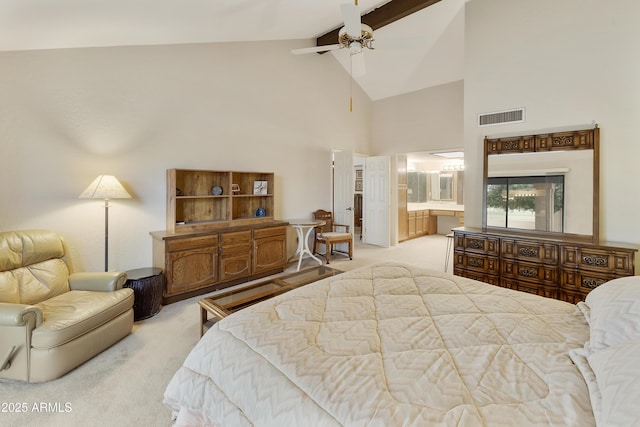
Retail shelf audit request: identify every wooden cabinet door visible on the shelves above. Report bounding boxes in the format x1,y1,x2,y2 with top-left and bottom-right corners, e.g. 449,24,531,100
219,253,251,281
219,230,252,281
165,247,218,297
415,211,424,236
408,212,416,237
253,226,287,275
398,188,408,241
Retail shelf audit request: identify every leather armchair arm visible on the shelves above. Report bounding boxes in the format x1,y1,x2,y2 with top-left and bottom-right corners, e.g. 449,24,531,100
69,271,127,292
0,303,42,328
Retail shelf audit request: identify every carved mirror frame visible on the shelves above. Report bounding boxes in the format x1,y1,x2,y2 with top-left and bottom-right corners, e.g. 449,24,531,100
482,126,599,243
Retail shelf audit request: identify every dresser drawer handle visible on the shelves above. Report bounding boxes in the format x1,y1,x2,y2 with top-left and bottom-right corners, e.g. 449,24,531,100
468,240,484,250
468,258,484,268
518,247,539,258
518,266,538,278
582,278,606,289
582,254,608,268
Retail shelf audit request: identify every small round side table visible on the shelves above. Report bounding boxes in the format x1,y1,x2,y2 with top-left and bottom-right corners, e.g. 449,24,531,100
286,219,326,271
124,267,164,321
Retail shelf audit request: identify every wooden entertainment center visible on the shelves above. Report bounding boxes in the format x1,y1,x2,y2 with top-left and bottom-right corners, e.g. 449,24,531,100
150,169,288,304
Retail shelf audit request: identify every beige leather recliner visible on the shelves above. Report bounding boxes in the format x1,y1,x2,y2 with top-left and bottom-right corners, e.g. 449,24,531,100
0,229,134,383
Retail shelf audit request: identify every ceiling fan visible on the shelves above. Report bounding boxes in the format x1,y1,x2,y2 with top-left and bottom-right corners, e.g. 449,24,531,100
292,1,373,111
292,1,373,72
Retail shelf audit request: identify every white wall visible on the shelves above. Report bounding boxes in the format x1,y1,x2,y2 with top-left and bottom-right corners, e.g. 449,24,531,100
372,80,464,154
0,40,372,272
370,80,463,243
464,0,640,247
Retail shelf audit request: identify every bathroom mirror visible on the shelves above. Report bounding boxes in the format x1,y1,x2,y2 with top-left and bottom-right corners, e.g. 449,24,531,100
430,172,454,201
408,171,459,203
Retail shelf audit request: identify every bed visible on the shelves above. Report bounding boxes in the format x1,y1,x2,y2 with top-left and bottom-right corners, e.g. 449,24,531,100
163,262,640,426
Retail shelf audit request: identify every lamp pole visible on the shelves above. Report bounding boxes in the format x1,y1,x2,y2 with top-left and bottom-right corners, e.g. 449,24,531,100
104,198,110,272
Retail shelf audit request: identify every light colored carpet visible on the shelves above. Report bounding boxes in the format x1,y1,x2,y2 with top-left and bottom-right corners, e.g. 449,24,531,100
1,234,450,427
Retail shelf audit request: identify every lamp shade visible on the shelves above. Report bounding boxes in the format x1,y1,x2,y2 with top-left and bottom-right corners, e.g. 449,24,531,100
79,175,131,200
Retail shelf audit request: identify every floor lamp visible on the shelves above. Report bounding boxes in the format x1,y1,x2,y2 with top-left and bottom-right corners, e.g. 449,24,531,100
79,175,132,272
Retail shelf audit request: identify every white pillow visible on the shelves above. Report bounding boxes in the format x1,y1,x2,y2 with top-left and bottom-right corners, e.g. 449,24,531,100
584,276,640,352
587,339,640,427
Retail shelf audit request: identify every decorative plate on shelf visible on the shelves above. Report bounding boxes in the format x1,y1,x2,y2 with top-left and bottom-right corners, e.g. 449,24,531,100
211,186,223,196
255,208,266,217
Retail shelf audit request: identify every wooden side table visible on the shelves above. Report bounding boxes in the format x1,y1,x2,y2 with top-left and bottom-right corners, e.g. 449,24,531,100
124,267,164,321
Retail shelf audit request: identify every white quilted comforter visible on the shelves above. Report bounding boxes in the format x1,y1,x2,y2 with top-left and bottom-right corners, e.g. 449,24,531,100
164,262,595,426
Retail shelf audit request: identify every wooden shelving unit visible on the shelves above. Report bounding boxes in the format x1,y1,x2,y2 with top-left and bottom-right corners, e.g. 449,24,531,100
167,169,275,232
152,168,287,304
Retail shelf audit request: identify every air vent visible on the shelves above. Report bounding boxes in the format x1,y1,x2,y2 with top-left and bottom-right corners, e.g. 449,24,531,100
478,108,525,127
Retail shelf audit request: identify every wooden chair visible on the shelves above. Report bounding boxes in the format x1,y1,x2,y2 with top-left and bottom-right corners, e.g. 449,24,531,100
312,209,353,264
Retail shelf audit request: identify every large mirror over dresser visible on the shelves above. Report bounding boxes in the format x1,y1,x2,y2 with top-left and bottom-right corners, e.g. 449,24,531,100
484,126,598,239
453,126,637,303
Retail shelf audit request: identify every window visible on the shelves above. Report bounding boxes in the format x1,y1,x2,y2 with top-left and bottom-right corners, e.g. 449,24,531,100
486,175,564,232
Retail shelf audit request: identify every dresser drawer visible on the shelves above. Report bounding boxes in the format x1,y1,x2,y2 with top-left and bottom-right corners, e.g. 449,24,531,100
167,234,218,252
561,246,634,275
501,239,558,264
501,277,557,299
456,252,500,275
501,260,558,286
454,267,500,286
460,234,500,256
253,225,287,240
219,230,251,247
560,268,612,293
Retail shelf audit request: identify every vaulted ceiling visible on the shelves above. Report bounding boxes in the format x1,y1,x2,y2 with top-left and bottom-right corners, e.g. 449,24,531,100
0,0,467,100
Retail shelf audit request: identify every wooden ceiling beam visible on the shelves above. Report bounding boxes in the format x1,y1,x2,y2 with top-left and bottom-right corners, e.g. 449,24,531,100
316,0,442,48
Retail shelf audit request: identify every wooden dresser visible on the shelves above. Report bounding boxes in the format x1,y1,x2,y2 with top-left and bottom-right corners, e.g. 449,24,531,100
453,227,637,303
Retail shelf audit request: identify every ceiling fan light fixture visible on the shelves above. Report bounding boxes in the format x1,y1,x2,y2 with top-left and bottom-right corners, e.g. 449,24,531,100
338,23,374,51
349,41,363,54
359,23,374,42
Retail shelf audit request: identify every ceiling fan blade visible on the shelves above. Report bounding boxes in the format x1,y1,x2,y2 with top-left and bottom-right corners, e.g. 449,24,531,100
350,51,366,77
341,3,361,38
291,44,342,55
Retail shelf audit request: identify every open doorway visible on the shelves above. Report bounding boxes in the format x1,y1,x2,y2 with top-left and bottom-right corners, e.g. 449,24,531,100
399,150,465,242
353,158,364,240
333,151,391,248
